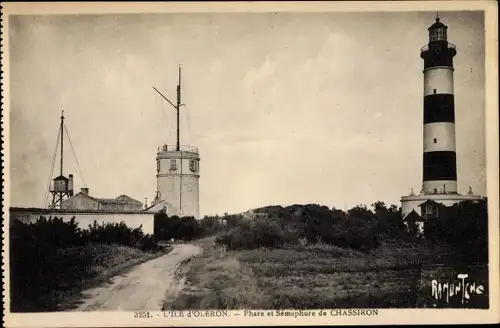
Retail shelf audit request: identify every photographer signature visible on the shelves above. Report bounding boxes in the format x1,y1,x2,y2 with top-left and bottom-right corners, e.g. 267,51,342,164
431,273,485,304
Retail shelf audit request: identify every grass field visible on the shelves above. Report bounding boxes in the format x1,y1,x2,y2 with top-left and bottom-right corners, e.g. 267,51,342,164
170,238,488,309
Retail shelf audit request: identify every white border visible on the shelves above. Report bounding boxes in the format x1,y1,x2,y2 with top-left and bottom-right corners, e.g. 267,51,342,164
2,1,499,326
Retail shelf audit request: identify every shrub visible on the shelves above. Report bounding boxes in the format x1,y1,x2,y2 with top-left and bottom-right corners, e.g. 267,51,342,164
9,216,159,312
320,220,380,253
423,199,488,262
215,217,287,250
9,217,92,311
199,215,224,236
214,203,386,252
154,210,202,241
136,234,159,252
81,221,147,247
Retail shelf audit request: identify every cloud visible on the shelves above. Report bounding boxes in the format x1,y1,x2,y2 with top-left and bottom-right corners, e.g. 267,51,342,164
8,12,486,215
243,55,276,87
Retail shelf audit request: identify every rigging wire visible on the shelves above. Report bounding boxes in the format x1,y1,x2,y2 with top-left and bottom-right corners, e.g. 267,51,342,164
64,123,87,188
44,126,61,207
153,86,173,144
161,95,174,143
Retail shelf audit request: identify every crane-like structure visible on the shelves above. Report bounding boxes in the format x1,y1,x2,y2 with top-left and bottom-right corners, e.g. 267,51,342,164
46,111,86,209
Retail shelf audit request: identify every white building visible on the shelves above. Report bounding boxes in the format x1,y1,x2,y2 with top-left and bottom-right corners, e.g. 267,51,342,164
151,144,200,219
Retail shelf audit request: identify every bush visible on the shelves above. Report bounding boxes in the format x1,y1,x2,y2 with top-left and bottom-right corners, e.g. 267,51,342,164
9,216,160,312
321,219,381,252
154,210,202,241
136,234,159,252
199,216,225,236
214,203,393,252
9,217,90,311
423,199,488,262
215,217,287,250
81,221,147,247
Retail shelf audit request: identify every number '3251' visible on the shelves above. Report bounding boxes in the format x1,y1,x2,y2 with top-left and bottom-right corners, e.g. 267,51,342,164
134,311,151,318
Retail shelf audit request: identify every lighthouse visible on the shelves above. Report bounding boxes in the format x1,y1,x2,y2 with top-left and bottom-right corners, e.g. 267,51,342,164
421,16,457,195
401,16,482,223
147,67,201,219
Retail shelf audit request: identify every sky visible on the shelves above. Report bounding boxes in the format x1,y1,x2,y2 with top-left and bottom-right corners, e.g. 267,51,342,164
8,11,486,216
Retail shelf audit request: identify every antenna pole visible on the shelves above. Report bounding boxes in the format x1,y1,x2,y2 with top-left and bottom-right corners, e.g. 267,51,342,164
176,66,181,151
152,66,185,152
60,110,64,176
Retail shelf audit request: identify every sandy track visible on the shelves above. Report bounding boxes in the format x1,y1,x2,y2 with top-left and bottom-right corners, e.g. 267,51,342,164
74,244,201,311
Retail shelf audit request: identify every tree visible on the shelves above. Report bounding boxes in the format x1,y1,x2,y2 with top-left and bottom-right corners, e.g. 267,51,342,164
154,211,203,241
423,217,440,244
199,216,224,236
348,205,374,222
422,198,488,262
372,202,405,238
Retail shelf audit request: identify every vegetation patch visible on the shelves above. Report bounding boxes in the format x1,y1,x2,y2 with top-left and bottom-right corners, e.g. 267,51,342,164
9,216,169,312
171,238,480,309
171,199,489,309
170,240,272,310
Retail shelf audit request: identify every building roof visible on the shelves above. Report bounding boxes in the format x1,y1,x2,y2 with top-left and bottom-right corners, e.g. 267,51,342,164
429,17,447,30
115,195,143,205
62,192,142,206
95,198,123,205
96,195,142,205
53,175,69,181
403,209,423,222
418,199,446,208
144,199,182,216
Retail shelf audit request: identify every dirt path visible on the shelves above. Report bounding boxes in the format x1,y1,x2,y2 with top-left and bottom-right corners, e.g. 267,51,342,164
74,244,201,311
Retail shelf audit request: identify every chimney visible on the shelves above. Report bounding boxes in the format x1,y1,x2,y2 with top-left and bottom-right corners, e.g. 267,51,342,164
81,187,89,195
68,174,74,195
144,197,148,209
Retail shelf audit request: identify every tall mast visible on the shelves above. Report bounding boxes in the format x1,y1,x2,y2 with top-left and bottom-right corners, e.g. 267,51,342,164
48,110,74,209
60,110,64,176
152,65,184,151
176,66,181,151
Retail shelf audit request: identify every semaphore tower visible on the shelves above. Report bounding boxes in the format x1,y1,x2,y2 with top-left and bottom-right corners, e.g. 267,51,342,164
150,67,200,219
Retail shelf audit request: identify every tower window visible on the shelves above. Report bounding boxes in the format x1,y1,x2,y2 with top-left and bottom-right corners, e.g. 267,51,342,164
170,159,177,171
157,160,160,173
433,138,437,144
425,204,439,218
429,27,447,42
433,88,437,94
424,204,439,218
189,160,198,173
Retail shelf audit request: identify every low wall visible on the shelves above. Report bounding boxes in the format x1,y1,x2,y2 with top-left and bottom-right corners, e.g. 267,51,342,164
9,208,154,234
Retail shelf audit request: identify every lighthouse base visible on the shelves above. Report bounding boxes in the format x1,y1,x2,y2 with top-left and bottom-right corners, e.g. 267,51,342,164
401,192,483,218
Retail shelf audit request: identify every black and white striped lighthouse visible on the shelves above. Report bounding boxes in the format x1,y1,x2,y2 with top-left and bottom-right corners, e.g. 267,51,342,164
401,15,482,221
420,16,458,195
